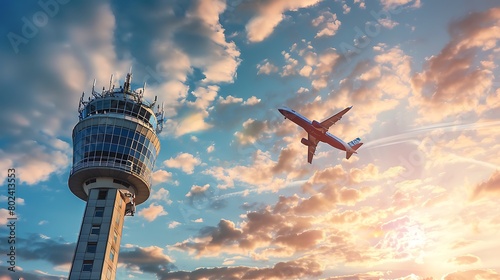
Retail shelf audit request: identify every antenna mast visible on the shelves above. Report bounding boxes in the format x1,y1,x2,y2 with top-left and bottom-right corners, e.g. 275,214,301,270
108,74,114,93
124,72,132,93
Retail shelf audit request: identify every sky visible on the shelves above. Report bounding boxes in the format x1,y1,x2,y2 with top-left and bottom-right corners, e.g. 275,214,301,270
0,0,500,279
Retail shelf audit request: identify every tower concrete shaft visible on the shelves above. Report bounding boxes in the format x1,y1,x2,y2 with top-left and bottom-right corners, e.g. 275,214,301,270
68,73,163,279
69,188,127,279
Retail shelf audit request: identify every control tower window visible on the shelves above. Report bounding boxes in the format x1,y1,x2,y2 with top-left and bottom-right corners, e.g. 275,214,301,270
91,225,100,235
82,260,93,272
95,207,104,217
86,242,97,253
98,190,108,200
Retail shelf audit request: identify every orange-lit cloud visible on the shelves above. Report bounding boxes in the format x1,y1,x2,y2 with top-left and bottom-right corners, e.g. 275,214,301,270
138,203,168,222
245,0,323,42
411,8,500,122
472,171,500,199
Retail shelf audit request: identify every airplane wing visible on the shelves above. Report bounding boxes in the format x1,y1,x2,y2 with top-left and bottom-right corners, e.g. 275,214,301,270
320,106,352,130
307,133,320,164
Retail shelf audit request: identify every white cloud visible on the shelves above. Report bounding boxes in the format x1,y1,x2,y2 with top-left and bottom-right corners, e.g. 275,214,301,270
164,153,201,174
150,188,172,205
166,112,213,137
0,209,9,226
342,4,351,14
379,18,399,29
312,11,341,38
186,184,210,197
281,51,299,77
188,86,219,110
152,170,172,185
257,59,279,75
207,144,215,153
380,0,421,10
244,96,261,106
219,95,243,105
168,221,181,229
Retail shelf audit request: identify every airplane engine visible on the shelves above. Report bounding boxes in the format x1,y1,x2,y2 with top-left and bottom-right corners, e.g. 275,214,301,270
301,138,312,146
312,120,322,129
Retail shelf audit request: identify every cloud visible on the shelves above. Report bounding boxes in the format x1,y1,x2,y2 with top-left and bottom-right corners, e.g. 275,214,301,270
172,176,376,263
472,171,500,199
161,257,322,279
342,4,351,14
0,209,10,226
138,203,168,222
0,267,65,280
410,7,500,121
203,150,286,190
0,140,70,186
325,271,386,279
150,187,172,204
164,152,201,174
379,18,399,29
169,221,181,229
152,170,173,185
312,11,341,38
186,184,210,197
280,51,299,77
310,47,341,90
187,85,219,110
119,245,176,277
166,111,214,137
274,229,324,250
207,144,215,153
448,254,480,265
442,269,500,280
257,59,279,75
379,0,421,10
14,234,74,268
234,119,270,145
218,95,244,105
245,0,323,42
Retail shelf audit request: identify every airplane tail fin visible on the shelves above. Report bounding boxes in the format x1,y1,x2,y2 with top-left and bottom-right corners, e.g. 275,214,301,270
346,137,363,159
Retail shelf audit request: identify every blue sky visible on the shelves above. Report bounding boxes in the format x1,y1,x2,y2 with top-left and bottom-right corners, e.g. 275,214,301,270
1,0,500,279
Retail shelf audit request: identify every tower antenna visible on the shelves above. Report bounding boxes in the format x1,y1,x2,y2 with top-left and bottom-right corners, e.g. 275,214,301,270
91,79,96,94
124,72,132,93
78,92,85,118
108,74,114,92
91,79,101,98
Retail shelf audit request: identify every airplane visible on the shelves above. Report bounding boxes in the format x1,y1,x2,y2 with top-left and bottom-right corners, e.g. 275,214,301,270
278,106,363,163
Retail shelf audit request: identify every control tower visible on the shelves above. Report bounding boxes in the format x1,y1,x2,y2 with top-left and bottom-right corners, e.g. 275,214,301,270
68,73,163,279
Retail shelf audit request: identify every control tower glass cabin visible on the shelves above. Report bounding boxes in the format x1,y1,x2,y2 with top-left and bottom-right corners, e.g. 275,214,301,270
67,73,163,279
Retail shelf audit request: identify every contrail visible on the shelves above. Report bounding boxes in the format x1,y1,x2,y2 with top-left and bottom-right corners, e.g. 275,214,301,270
363,120,500,170
363,120,500,149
